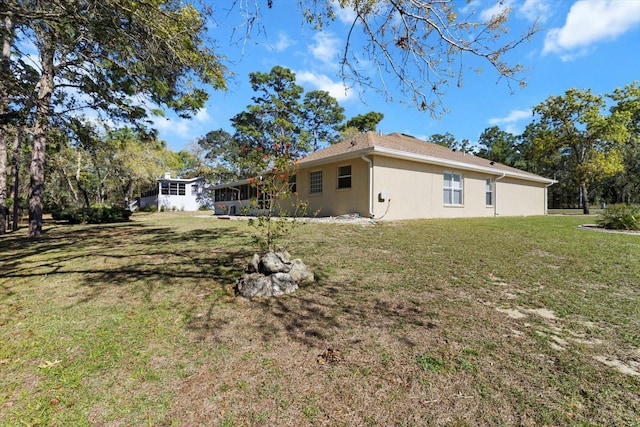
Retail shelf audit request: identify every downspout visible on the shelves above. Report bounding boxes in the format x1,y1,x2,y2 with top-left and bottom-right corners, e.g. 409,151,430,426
494,173,506,217
361,155,374,218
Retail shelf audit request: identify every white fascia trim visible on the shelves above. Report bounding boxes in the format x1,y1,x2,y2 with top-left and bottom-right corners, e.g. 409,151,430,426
298,149,370,169
372,147,557,185
210,178,252,189
159,177,203,183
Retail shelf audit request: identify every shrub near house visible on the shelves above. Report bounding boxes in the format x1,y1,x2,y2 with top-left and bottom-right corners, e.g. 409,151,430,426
52,205,132,224
597,204,640,230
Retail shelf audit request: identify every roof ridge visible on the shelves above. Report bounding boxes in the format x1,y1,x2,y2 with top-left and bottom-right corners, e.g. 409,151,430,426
298,131,554,183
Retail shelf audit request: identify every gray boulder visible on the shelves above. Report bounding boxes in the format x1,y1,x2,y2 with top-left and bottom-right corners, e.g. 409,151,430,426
235,250,314,298
289,258,314,284
270,272,299,295
260,251,290,274
247,253,260,273
236,273,272,297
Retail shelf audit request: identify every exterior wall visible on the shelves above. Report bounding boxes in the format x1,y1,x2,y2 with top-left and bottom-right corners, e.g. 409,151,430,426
367,155,547,220
158,180,203,211
296,158,371,218
206,156,550,220
494,177,548,216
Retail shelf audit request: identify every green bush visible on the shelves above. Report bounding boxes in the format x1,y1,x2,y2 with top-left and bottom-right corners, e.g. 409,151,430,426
54,206,132,224
138,204,157,212
597,204,640,230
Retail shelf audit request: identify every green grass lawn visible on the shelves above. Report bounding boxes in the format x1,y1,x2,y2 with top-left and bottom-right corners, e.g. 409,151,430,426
1,212,639,426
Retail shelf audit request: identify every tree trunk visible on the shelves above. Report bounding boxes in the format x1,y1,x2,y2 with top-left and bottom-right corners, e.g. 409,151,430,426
75,152,91,208
11,128,20,231
581,180,590,215
123,179,133,208
0,128,7,234
28,41,54,238
0,15,12,234
76,181,91,209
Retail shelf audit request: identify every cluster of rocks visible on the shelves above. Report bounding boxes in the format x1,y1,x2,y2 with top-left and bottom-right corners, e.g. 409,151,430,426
235,249,314,297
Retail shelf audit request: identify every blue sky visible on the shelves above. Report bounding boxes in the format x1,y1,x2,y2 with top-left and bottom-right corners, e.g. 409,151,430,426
152,0,640,152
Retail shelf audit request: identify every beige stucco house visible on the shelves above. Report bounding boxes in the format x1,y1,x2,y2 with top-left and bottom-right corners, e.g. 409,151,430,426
213,132,556,221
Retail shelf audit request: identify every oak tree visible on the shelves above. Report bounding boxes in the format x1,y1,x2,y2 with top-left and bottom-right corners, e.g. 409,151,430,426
608,82,640,203
531,88,628,214
2,0,226,236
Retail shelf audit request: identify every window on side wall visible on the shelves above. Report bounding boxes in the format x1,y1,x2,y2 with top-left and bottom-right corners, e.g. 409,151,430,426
161,182,169,195
169,182,178,195
337,165,352,189
443,172,463,205
310,170,323,194
485,179,493,206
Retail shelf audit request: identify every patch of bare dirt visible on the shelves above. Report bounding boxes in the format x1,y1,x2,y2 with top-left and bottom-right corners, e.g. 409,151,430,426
579,224,640,235
594,356,640,376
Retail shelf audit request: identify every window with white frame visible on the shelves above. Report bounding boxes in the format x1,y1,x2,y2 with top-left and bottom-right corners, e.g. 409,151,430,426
443,172,463,205
337,165,352,189
485,179,493,206
309,170,323,194
167,182,186,196
191,184,198,195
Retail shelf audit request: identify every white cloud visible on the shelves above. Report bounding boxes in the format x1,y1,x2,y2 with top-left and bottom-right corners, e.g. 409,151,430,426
151,115,191,137
268,32,294,52
151,106,209,135
518,0,551,23
309,32,341,66
543,0,640,57
488,109,531,134
479,0,513,21
295,70,352,101
333,1,357,24
194,107,210,123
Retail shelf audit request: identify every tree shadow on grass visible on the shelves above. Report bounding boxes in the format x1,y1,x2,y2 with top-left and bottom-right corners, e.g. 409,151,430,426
0,221,254,306
264,282,438,349
185,263,440,350
3,220,441,353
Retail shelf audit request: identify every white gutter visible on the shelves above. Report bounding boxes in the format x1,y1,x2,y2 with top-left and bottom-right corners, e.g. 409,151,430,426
301,147,555,184
494,173,506,217
210,178,251,190
361,155,374,218
369,147,556,185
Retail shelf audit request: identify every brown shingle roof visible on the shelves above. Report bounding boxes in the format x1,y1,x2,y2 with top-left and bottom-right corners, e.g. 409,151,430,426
299,132,554,183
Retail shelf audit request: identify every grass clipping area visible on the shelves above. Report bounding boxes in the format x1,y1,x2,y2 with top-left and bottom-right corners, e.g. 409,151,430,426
1,212,639,426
